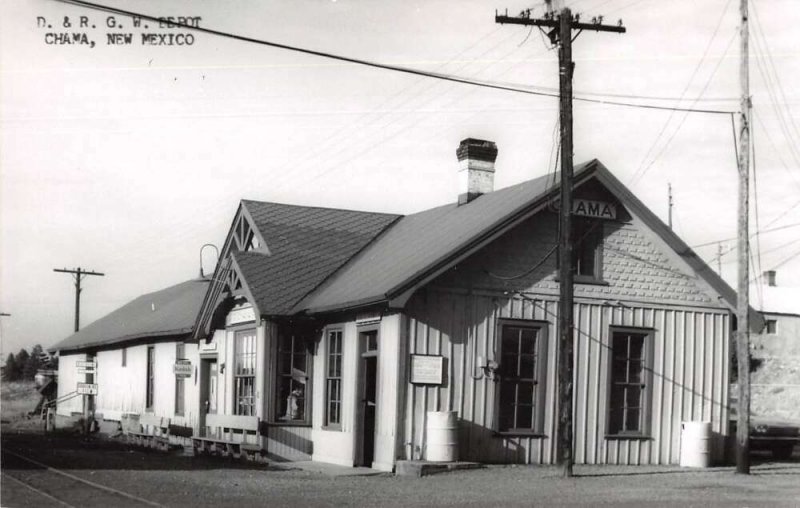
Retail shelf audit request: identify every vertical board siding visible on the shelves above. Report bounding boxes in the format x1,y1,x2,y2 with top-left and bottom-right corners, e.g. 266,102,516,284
404,289,731,465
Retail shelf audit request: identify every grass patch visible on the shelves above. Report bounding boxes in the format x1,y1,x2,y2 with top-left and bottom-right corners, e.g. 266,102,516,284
1,381,41,421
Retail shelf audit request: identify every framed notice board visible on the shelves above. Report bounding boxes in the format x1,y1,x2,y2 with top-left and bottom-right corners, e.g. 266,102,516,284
410,354,444,385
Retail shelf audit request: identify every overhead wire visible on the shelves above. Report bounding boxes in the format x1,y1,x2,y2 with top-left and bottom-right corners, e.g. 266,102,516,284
628,0,736,188
56,0,734,116
751,1,800,159
690,221,800,249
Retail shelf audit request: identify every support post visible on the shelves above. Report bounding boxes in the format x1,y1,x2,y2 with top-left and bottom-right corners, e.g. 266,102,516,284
495,6,625,478
736,0,751,475
556,7,575,478
53,266,104,435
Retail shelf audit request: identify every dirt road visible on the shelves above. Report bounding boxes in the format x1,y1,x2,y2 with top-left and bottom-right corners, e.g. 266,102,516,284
2,431,799,507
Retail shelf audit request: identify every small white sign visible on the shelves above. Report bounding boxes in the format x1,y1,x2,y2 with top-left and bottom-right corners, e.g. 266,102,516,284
76,382,98,395
77,367,95,374
411,355,444,385
76,360,96,368
174,359,192,378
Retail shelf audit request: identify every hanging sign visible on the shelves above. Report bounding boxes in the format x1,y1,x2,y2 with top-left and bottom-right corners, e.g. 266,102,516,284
76,383,98,395
572,199,617,219
410,355,444,385
173,359,192,378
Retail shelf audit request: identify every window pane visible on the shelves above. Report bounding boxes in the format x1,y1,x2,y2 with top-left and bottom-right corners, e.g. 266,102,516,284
609,408,624,434
516,404,533,429
519,354,536,380
517,381,534,405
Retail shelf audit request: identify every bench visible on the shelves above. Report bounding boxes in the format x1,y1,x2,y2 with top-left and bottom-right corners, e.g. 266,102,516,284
127,414,174,451
192,414,265,462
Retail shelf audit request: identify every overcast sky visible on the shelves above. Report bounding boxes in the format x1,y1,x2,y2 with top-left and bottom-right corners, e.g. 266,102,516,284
2,0,799,356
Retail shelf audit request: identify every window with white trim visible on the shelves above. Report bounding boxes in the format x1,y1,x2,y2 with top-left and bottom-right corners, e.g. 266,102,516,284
572,218,602,280
325,329,343,428
608,329,652,436
276,331,310,423
497,320,547,434
234,329,257,416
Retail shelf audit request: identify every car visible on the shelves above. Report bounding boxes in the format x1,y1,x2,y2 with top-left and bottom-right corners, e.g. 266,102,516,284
749,418,800,460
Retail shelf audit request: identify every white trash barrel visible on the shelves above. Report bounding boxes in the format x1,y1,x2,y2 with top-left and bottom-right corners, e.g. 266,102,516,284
426,411,458,462
680,421,712,467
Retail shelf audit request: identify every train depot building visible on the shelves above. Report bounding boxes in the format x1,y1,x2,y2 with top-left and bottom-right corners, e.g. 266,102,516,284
53,139,751,470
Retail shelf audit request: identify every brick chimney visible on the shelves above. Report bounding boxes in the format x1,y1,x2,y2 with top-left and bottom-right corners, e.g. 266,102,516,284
457,138,498,205
763,270,777,287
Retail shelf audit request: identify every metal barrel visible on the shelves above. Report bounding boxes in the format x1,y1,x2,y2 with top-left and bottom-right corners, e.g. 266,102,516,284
680,421,712,467
425,411,458,462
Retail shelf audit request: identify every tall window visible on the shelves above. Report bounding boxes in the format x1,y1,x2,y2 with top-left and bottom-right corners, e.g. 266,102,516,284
175,343,185,416
498,321,547,433
234,329,257,416
146,346,155,410
572,218,602,279
276,331,310,423
325,329,343,428
608,329,651,436
121,347,127,367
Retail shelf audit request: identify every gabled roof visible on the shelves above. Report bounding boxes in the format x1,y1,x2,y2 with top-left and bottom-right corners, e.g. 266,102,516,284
211,201,400,317
750,284,800,316
296,163,587,312
51,278,210,354
296,160,748,323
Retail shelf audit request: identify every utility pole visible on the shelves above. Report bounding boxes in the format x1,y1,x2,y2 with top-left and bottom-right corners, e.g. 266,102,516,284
53,267,104,436
736,0,751,475
668,183,674,229
496,3,625,478
53,267,104,332
718,243,724,275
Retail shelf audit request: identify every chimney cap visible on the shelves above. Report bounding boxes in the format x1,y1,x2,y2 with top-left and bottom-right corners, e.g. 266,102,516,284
457,138,498,163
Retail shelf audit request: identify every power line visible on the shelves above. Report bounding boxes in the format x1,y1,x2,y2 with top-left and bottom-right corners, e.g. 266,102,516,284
628,0,734,186
691,221,800,248
57,0,734,116
629,28,738,186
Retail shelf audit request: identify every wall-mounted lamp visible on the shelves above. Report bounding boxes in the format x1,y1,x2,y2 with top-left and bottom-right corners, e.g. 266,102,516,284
472,355,499,381
219,362,225,374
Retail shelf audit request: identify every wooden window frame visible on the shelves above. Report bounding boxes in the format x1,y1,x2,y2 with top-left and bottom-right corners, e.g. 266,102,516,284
274,330,312,426
572,218,604,284
495,319,548,436
764,319,778,335
233,328,257,416
324,328,344,430
145,346,155,411
174,343,186,416
605,327,654,439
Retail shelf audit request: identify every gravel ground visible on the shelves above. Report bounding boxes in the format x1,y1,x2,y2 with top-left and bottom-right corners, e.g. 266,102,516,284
2,431,799,507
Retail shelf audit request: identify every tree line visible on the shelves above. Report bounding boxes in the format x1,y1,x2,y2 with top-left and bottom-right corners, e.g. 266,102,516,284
2,344,56,382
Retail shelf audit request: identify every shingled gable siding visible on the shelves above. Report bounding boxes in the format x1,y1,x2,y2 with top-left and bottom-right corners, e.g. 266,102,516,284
401,213,731,465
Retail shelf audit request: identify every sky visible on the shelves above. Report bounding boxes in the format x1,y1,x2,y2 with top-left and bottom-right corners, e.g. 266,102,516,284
1,0,799,357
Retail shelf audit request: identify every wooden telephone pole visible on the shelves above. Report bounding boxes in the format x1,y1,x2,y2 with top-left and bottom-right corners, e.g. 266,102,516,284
736,0,752,475
54,266,104,435
53,267,105,332
495,4,625,477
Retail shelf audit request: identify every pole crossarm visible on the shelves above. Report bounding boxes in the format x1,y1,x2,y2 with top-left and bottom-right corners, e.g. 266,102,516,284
494,13,625,35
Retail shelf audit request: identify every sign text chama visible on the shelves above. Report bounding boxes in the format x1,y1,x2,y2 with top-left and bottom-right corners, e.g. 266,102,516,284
572,199,617,220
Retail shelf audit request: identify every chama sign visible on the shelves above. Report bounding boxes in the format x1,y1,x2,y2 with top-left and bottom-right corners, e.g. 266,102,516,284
572,199,617,219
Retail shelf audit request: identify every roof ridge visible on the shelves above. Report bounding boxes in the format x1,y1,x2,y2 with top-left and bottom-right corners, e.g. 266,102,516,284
241,199,403,218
